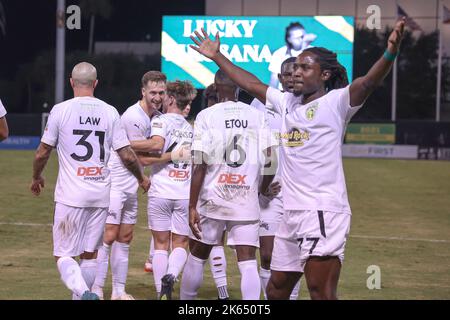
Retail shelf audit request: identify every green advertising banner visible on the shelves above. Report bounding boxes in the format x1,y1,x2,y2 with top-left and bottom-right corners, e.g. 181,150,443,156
346,124,396,144
162,16,354,88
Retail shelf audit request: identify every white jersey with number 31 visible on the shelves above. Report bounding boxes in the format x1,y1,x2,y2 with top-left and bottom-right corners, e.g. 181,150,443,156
41,97,130,208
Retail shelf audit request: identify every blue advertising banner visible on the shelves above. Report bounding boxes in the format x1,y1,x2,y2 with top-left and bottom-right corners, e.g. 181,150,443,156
162,16,354,88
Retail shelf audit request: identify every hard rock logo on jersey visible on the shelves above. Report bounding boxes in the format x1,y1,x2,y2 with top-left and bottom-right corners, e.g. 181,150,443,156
305,103,318,121
279,128,310,147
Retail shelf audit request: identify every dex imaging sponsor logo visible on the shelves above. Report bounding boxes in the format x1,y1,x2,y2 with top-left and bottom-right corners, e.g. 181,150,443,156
76,166,106,181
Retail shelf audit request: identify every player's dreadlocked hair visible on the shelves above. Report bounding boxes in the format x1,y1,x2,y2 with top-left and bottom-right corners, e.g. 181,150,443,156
303,47,349,91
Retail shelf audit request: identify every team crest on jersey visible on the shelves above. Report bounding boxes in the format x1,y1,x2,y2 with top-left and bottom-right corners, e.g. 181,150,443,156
305,103,318,121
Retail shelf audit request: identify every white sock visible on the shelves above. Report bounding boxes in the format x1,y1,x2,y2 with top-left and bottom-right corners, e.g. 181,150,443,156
180,254,207,300
259,267,271,300
111,241,130,298
167,247,188,278
79,258,97,290
290,280,301,300
153,249,169,294
57,256,89,297
209,246,228,299
149,238,155,261
238,260,261,300
93,242,111,290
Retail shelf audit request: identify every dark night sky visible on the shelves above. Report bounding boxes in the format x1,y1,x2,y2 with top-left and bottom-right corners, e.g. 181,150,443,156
0,0,205,80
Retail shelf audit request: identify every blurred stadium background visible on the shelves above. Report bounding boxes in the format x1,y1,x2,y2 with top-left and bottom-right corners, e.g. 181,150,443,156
0,0,449,299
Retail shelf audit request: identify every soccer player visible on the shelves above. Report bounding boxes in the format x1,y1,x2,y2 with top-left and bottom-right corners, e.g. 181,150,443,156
180,70,277,300
0,98,8,141
30,62,150,300
251,57,301,300
91,71,166,300
132,80,197,300
190,18,405,300
200,83,230,300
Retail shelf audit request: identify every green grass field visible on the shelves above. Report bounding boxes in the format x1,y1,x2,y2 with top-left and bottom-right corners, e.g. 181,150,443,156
0,150,449,300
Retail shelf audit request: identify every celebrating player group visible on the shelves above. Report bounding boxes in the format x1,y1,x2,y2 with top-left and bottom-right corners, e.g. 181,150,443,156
30,18,405,300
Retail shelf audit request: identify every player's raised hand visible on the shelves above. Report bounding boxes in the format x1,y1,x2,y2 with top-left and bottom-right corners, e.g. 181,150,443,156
189,206,202,240
388,17,406,53
139,176,151,194
190,28,220,60
30,176,45,196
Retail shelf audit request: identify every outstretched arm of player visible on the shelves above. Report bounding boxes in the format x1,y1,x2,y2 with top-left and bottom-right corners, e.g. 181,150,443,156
130,136,165,154
30,142,53,196
137,144,190,166
190,28,268,103
117,145,150,193
350,18,405,107
189,151,208,240
137,152,172,166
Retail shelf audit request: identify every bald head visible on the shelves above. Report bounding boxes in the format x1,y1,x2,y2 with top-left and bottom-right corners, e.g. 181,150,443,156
71,62,97,87
214,69,237,89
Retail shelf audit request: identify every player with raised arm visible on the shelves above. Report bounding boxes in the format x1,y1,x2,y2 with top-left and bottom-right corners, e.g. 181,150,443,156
91,71,166,300
180,70,277,300
190,18,405,299
30,62,149,300
132,80,196,300
251,56,301,300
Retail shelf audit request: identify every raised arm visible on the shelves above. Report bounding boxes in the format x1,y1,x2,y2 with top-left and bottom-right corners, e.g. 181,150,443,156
30,142,53,195
350,18,405,107
190,28,268,103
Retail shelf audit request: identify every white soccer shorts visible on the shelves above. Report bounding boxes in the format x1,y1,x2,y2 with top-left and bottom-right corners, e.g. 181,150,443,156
190,215,260,248
53,202,107,257
270,210,351,273
106,188,138,225
147,196,190,236
259,194,284,237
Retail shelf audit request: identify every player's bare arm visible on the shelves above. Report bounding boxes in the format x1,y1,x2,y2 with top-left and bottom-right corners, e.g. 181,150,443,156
349,18,405,107
259,146,276,195
137,151,172,166
190,28,268,103
30,142,53,196
117,145,150,193
137,144,190,166
188,151,208,240
130,135,165,153
0,117,8,141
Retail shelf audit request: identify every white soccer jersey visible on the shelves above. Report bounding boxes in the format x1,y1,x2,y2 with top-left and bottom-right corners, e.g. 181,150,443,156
0,99,6,118
41,96,130,208
108,102,152,193
192,101,277,221
149,113,193,200
250,98,284,198
266,85,363,214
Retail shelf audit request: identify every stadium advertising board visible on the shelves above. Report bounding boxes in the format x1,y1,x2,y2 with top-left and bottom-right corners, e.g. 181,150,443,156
162,16,354,88
342,144,418,159
345,123,396,144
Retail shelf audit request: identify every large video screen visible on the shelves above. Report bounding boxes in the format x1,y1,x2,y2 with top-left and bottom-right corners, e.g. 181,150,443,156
162,16,354,89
